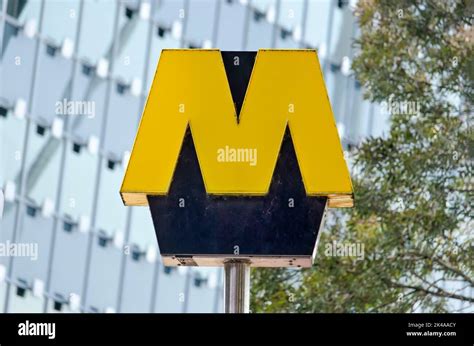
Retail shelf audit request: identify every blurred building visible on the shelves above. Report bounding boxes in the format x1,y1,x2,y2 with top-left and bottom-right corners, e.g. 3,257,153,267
0,0,388,313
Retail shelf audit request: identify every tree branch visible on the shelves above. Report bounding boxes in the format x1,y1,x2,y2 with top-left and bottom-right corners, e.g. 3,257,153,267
407,250,474,286
388,280,474,303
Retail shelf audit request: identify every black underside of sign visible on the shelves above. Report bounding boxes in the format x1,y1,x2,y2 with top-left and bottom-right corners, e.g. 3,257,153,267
147,128,327,257
147,51,327,258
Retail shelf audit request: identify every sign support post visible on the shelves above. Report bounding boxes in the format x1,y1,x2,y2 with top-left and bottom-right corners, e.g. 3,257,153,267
224,260,250,313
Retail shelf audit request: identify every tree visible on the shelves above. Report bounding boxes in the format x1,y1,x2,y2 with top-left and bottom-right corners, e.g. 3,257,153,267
251,0,473,313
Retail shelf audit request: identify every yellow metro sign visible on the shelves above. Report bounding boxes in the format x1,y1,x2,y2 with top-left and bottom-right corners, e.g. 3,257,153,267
121,49,353,208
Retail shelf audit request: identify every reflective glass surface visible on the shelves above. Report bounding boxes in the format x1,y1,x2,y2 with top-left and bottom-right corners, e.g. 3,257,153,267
7,286,44,312
0,25,35,104
24,126,61,205
59,144,98,220
42,0,79,45
113,2,150,81
77,0,118,64
0,110,25,187
95,160,127,237
120,258,154,312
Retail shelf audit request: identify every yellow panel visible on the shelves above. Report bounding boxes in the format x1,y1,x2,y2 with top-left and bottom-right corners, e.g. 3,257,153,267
120,49,353,207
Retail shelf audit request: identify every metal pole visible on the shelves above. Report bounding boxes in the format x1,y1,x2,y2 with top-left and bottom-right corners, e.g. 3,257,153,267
224,260,250,313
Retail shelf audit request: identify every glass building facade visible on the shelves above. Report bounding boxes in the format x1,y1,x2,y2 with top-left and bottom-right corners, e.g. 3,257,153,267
0,0,389,313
